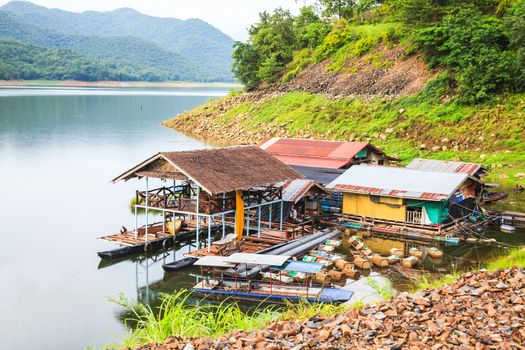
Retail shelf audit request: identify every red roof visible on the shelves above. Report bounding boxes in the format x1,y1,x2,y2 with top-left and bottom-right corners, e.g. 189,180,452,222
260,138,375,169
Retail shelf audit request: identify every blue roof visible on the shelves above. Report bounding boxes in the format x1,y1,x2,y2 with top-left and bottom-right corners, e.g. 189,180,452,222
283,261,324,273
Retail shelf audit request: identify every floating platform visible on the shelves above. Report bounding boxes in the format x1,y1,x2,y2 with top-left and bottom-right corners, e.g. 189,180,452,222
97,221,222,260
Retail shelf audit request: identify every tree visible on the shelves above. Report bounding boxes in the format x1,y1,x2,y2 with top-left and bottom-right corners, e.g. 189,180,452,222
318,0,357,19
294,6,331,49
232,42,260,89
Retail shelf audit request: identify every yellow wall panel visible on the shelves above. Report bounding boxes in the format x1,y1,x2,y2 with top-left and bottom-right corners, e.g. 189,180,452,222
343,193,406,222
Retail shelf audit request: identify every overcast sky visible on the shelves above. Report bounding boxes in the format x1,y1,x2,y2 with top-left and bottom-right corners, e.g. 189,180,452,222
0,0,316,40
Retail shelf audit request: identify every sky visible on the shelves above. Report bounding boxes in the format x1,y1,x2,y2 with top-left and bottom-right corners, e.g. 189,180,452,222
0,0,315,40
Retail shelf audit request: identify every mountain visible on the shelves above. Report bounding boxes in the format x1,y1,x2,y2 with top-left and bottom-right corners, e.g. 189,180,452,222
0,37,166,81
0,1,235,81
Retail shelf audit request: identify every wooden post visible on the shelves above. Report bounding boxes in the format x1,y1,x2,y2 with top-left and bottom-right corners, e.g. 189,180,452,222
134,205,138,240
196,185,200,248
269,203,272,229
207,217,212,253
257,205,261,238
279,200,284,231
221,213,225,238
145,177,149,243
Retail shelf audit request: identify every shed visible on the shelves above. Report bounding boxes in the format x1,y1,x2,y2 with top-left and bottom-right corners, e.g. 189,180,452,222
260,138,397,170
113,145,303,195
327,165,480,225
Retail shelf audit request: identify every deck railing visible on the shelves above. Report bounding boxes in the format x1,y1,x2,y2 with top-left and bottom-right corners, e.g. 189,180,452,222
406,210,422,224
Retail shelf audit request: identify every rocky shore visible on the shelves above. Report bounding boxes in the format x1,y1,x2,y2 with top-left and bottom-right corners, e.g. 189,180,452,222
129,268,525,350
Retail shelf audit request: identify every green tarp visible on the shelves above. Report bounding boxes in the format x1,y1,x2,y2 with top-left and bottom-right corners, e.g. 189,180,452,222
406,200,449,224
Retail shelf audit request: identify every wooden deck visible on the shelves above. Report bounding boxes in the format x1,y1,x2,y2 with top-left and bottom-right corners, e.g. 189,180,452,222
186,229,305,257
98,220,202,246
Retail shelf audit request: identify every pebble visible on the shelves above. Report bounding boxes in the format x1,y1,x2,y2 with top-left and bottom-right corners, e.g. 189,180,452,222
135,269,525,350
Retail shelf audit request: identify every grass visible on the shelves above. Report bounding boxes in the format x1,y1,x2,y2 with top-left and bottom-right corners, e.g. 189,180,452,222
105,290,281,348
169,75,525,184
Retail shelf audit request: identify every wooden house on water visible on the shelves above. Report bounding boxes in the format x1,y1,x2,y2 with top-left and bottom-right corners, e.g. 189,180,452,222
98,146,307,259
326,165,485,235
260,138,398,184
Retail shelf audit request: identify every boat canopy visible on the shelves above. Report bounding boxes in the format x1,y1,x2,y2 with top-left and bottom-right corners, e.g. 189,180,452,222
283,261,324,273
224,253,291,266
194,256,236,268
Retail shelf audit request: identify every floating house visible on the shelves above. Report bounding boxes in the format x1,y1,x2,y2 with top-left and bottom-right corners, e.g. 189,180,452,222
99,146,305,259
260,138,397,184
327,165,483,233
281,179,328,220
406,158,488,181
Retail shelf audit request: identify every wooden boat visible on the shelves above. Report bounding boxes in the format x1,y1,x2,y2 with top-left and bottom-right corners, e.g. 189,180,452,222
427,247,443,258
389,247,403,257
500,224,516,233
262,272,294,284
401,256,419,268
409,247,423,258
192,254,353,303
98,226,217,260
162,257,198,272
369,254,389,267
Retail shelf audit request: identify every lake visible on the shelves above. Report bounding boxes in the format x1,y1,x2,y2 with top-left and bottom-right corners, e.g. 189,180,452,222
1,86,523,350
0,86,227,349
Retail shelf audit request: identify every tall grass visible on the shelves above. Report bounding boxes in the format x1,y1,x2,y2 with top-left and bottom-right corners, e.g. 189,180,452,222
107,290,280,348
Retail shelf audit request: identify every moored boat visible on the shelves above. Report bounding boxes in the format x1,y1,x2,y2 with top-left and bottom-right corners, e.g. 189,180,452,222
191,253,354,303
162,257,198,272
500,224,516,233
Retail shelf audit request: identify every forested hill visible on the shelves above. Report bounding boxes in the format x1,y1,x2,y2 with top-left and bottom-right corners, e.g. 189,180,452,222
0,1,235,82
165,0,525,181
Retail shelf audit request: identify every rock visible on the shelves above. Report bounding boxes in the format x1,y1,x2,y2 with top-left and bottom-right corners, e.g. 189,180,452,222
441,138,449,143
515,173,525,178
399,108,405,114
480,154,487,159
183,344,194,350
441,145,448,151
431,146,440,152
419,144,427,150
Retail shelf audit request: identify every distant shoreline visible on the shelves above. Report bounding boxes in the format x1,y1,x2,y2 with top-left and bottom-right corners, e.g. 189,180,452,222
0,80,242,88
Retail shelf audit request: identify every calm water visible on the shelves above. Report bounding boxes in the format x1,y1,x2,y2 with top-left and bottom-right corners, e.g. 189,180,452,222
0,86,227,349
1,86,524,349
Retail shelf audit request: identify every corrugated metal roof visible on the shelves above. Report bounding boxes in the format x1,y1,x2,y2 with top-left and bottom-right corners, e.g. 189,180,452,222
194,256,236,268
281,179,325,203
406,158,483,176
284,261,324,273
291,165,346,185
327,165,468,201
260,138,370,169
225,253,291,266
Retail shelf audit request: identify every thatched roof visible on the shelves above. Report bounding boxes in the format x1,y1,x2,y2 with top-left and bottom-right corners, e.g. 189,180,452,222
113,146,304,195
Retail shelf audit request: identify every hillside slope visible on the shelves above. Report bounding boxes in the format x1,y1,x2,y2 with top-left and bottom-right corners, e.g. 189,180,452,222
165,40,525,181
1,1,234,81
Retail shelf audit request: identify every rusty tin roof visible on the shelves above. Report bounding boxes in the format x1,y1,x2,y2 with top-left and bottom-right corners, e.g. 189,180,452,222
259,138,394,169
406,158,485,176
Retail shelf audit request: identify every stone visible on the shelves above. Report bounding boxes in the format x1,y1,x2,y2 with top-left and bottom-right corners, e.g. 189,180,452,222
431,146,441,152
515,173,525,178
480,154,487,159
419,144,427,150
